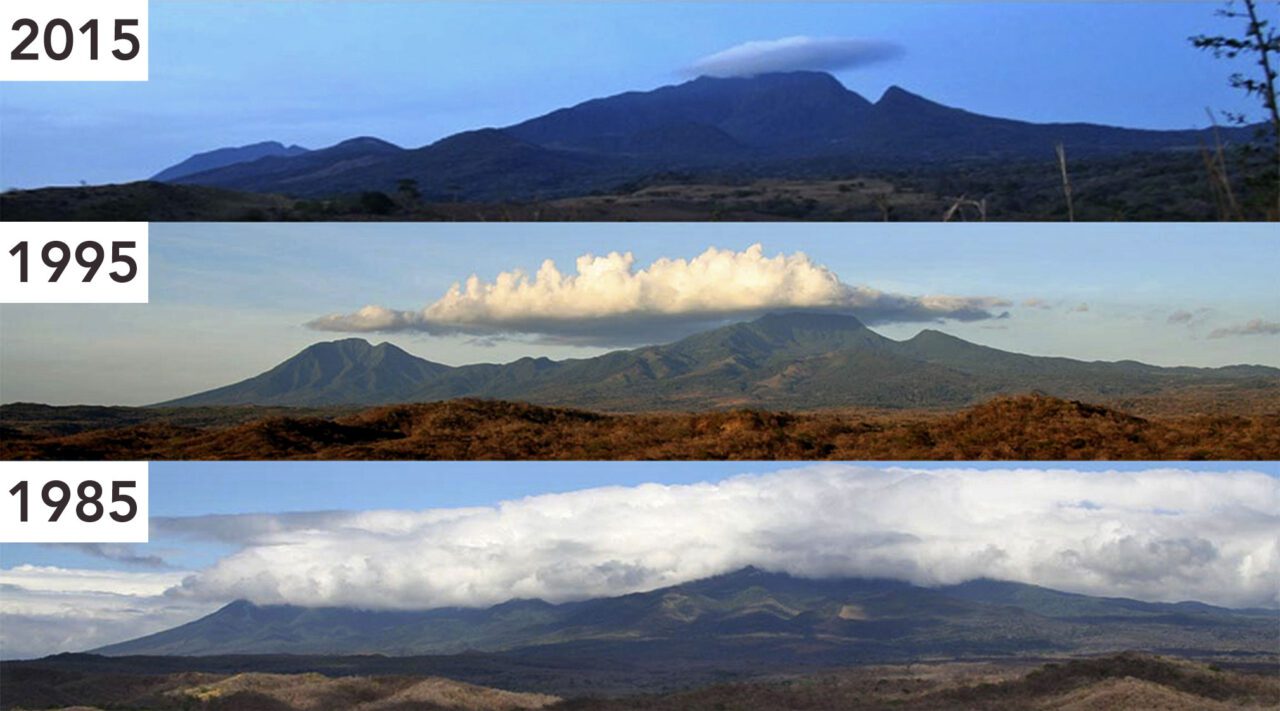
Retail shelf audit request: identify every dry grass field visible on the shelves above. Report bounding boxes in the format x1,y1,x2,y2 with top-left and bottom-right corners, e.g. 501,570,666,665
4,671,559,711
559,654,1280,710
4,149,1263,222
3,394,1277,460
6,654,1277,711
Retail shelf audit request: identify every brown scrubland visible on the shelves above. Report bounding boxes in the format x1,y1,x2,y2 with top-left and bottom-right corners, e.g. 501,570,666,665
4,654,1278,711
2,394,1277,460
3,671,559,711
558,654,1280,710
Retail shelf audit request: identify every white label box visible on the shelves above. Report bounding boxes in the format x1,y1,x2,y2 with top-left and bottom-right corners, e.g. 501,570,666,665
1,462,149,543
1,222,149,303
0,0,148,81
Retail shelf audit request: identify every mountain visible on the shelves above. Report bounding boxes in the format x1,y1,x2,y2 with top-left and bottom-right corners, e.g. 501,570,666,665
151,141,309,182
504,71,870,158
174,339,452,407
157,130,626,203
94,568,1276,660
158,312,1280,410
154,72,1254,201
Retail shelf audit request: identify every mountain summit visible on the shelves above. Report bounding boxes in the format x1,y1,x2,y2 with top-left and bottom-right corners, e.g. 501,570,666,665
158,312,1277,410
93,568,1276,659
153,72,1249,201
171,339,450,407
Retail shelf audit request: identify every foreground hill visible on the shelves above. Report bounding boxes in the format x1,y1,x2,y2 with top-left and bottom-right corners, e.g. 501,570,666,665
154,72,1251,203
0,667,559,711
3,654,1276,710
0,150,1252,222
3,395,1278,460
157,313,1280,412
0,181,298,221
560,654,1280,710
95,568,1277,660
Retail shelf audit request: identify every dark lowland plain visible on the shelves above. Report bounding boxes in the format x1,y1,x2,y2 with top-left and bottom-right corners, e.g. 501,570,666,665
3,72,1274,221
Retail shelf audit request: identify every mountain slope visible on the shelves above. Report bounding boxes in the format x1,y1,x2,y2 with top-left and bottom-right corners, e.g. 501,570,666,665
172,129,627,202
167,339,452,407
170,137,405,196
93,568,1277,659
151,141,309,181
504,71,873,158
157,312,1280,410
155,72,1255,200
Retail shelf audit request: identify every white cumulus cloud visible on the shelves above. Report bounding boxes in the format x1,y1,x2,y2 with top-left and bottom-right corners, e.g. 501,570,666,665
0,565,215,660
170,466,1280,612
686,36,905,78
307,244,1011,345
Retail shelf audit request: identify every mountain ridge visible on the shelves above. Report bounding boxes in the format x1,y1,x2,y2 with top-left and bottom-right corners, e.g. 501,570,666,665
153,71,1256,201
92,567,1277,659
157,312,1280,410
151,141,309,182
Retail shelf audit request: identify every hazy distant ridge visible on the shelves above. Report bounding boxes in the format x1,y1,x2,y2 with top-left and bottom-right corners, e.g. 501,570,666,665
151,141,310,182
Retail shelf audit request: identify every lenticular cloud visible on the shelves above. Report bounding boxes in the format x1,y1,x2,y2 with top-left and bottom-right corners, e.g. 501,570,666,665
686,36,905,78
174,466,1280,610
307,244,1010,345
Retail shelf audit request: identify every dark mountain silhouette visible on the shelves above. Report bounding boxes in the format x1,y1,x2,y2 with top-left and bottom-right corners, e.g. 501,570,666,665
154,72,1253,201
93,568,1276,659
160,136,403,196
158,312,1280,410
150,141,309,182
170,339,451,407
504,72,870,158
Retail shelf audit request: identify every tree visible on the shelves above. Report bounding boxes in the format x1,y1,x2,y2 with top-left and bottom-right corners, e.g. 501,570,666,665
359,191,396,215
1191,0,1280,216
396,178,421,210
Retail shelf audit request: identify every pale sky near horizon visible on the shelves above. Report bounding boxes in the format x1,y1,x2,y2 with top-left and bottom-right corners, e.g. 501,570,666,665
0,1,1270,188
1,222,1277,406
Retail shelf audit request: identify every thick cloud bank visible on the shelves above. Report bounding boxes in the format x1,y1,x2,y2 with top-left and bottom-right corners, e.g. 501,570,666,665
687,36,904,78
174,466,1279,611
0,566,215,660
308,245,1010,345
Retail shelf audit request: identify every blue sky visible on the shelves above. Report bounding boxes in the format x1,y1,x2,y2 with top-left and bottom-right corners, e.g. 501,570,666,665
128,459,1280,512
2,222,1277,405
0,1,1268,188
